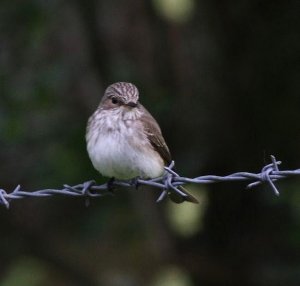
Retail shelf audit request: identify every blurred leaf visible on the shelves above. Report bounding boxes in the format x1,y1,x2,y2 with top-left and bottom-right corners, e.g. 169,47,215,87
165,185,208,236
151,265,193,286
152,0,195,23
1,257,48,286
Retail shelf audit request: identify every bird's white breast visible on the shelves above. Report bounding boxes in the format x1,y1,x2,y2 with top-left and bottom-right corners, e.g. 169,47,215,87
86,108,164,179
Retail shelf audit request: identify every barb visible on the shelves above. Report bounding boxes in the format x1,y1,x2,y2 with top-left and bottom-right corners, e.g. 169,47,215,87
1,155,300,208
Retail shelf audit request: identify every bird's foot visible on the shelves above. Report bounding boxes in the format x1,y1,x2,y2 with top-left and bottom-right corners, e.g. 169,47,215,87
107,177,115,193
130,177,140,190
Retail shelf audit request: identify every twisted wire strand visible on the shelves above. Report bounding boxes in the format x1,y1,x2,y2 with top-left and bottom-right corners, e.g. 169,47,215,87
1,156,300,209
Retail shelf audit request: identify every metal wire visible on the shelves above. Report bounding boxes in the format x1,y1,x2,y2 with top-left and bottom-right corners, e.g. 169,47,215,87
1,155,300,208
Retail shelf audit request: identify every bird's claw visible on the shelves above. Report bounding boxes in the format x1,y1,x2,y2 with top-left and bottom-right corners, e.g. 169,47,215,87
107,177,115,193
130,177,140,190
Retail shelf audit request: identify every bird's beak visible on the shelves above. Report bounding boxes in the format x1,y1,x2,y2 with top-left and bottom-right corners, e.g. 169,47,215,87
126,102,137,108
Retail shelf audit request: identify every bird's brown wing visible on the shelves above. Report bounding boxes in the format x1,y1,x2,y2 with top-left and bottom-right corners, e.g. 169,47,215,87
139,104,198,204
139,104,172,164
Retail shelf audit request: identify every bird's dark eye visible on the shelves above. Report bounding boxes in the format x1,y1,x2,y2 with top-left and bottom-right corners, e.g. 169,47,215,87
111,98,118,104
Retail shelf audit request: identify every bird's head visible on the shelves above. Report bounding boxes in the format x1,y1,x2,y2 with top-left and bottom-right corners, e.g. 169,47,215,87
100,82,139,110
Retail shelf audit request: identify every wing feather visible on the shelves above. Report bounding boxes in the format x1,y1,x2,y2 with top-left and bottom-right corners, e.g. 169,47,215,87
139,104,198,204
139,104,172,164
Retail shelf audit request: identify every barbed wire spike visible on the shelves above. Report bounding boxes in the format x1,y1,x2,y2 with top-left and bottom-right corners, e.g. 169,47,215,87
0,189,10,209
1,155,300,208
246,155,281,196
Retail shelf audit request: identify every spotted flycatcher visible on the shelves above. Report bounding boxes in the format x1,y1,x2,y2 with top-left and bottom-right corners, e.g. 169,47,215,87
86,82,198,203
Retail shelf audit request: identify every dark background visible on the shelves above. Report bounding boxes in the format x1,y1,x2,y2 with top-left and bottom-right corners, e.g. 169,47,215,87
0,1,299,285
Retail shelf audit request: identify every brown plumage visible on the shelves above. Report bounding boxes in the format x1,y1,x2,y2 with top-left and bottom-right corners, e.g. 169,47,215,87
86,82,198,204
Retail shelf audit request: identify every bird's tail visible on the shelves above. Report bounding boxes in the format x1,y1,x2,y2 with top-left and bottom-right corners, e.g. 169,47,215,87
169,186,199,204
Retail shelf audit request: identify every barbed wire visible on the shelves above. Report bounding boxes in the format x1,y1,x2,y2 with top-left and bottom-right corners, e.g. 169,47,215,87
1,155,300,209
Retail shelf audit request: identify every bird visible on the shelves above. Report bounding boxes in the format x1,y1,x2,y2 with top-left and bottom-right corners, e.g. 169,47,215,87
86,82,198,203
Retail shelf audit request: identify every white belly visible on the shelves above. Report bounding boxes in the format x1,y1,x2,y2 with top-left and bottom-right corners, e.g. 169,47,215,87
86,115,164,179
